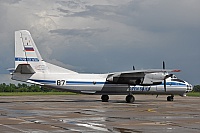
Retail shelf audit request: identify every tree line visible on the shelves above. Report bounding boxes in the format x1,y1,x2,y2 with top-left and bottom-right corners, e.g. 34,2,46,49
0,83,200,92
0,83,59,92
193,85,200,92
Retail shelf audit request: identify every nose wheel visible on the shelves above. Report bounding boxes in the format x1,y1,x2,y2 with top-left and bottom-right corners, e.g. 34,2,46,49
167,95,174,101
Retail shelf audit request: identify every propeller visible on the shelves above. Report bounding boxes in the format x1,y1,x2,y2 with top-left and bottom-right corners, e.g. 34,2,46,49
162,61,179,92
163,61,167,92
163,61,165,69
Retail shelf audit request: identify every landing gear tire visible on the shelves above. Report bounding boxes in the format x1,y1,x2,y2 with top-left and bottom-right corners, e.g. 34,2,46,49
126,95,135,103
101,95,109,102
167,96,174,101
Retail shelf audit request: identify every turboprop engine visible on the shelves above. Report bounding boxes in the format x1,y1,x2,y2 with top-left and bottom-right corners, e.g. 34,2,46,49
142,73,167,85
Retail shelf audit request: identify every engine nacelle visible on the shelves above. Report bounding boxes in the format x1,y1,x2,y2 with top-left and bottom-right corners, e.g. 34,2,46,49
142,73,166,85
145,73,166,80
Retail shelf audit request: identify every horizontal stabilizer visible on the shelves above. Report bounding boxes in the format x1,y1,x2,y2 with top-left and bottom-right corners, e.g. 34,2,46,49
7,68,15,74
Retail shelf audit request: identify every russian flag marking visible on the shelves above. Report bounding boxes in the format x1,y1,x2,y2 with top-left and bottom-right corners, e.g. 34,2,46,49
25,47,34,51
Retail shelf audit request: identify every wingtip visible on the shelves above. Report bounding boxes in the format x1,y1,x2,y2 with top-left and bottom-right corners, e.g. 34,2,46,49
172,69,181,72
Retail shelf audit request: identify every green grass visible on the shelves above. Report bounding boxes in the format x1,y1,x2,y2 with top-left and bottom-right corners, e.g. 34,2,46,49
0,92,77,96
187,92,200,97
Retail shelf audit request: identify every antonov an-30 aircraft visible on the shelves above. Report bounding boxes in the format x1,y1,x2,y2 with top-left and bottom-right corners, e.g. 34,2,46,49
10,30,193,103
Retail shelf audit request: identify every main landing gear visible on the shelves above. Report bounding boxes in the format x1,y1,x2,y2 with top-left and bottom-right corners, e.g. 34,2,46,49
101,94,135,103
126,94,135,103
126,85,135,103
101,95,109,102
167,95,174,101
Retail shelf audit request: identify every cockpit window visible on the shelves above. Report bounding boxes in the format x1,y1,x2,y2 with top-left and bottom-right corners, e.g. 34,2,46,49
171,78,185,83
172,75,177,78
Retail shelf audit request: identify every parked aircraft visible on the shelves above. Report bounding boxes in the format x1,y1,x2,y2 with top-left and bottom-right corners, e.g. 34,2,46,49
10,30,193,103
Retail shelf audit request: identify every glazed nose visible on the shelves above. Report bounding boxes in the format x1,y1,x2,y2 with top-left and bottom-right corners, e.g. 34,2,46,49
186,84,193,92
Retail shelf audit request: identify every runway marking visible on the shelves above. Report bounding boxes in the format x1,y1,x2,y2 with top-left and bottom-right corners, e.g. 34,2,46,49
147,108,157,112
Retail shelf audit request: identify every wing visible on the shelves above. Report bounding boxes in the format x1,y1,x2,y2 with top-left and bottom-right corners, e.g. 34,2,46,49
106,69,180,85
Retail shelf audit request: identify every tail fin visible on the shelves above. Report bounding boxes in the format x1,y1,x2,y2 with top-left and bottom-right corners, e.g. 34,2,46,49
15,30,77,74
15,30,44,73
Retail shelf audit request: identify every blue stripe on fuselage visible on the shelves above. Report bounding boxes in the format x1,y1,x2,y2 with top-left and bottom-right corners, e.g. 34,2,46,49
161,82,186,86
66,81,106,85
29,79,106,85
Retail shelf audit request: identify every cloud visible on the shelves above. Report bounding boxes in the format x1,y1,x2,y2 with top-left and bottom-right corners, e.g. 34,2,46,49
0,0,199,85
50,28,108,37
0,0,22,4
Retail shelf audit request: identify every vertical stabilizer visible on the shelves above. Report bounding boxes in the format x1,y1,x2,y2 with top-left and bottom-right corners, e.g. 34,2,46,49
15,30,77,74
15,30,46,73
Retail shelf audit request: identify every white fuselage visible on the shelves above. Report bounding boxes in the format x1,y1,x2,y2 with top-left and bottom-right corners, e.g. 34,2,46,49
17,72,192,96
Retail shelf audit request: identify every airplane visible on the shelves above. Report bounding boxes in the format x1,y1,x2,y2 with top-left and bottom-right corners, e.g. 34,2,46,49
10,30,193,103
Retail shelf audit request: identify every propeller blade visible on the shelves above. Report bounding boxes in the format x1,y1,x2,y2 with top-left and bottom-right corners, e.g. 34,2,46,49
164,79,167,92
163,61,166,92
163,61,165,69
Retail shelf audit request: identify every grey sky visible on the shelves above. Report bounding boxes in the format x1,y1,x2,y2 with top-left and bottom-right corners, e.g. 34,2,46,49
0,0,199,85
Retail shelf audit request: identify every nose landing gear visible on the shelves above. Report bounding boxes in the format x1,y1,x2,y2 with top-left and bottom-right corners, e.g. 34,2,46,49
167,95,174,101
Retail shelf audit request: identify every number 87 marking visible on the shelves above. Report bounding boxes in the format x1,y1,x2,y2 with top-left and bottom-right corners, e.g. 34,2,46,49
57,80,65,86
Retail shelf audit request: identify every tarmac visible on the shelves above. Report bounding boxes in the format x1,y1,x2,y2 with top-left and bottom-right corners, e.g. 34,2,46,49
0,94,199,133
